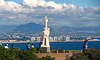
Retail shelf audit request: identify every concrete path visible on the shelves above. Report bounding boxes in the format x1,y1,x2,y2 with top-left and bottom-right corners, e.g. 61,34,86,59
35,53,73,60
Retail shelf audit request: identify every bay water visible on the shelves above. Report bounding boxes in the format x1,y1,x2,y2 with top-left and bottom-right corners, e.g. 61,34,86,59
2,41,100,50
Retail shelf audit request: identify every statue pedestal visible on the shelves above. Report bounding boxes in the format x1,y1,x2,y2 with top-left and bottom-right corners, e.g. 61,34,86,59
41,47,50,53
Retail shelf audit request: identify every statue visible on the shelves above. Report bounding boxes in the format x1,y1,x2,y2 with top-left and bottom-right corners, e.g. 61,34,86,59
41,16,50,47
41,16,50,52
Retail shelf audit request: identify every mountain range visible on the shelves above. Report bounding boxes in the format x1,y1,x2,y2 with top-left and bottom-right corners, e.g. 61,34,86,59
13,22,43,33
0,22,100,33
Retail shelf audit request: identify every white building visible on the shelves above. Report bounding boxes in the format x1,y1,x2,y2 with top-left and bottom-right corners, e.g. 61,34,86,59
49,37,54,42
36,37,41,42
54,37,58,41
26,40,30,42
31,37,35,42
58,36,63,41
66,36,70,41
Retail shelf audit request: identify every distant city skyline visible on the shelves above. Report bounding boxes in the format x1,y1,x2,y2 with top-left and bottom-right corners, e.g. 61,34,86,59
0,0,100,27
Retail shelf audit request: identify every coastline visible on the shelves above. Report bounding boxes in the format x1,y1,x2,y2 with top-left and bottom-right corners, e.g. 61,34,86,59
1,40,100,43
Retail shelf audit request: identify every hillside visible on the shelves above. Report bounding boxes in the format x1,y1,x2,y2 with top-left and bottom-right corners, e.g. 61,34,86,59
0,25,16,33
0,22,99,34
61,26,100,33
13,22,44,33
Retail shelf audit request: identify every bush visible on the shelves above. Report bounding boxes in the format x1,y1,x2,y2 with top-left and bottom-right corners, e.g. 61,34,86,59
70,47,100,60
70,53,89,60
84,47,100,60
52,48,64,53
39,55,55,60
0,45,55,60
50,46,53,52
14,48,21,51
9,48,39,60
0,45,14,60
30,48,38,53
65,55,70,60
39,48,44,53
17,50,39,60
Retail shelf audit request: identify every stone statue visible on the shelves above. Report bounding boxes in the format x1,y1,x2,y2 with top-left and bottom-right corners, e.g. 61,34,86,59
41,16,50,47
41,16,50,52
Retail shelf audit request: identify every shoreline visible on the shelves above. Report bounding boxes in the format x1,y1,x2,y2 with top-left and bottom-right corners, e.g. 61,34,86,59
1,40,100,43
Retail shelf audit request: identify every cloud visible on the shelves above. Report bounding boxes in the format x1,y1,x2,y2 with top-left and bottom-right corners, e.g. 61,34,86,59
22,0,38,7
0,0,22,12
0,0,5,5
0,0,100,27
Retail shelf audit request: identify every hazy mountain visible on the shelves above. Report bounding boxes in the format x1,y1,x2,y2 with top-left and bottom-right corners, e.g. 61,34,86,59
12,22,54,33
0,25,16,33
0,22,99,33
61,26,100,33
13,22,44,33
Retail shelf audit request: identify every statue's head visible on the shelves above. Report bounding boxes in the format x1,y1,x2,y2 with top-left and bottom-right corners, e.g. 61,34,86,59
44,16,48,23
45,16,47,19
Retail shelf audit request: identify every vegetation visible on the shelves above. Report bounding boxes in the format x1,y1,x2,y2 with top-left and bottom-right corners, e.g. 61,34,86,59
50,46,53,52
52,48,64,53
65,55,70,60
39,48,44,53
0,45,55,60
40,55,55,60
70,47,100,60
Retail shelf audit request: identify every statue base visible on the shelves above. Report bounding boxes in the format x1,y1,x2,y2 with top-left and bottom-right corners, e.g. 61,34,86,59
41,47,50,53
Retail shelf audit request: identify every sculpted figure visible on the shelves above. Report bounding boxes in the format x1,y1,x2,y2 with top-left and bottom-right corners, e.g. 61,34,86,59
41,16,50,47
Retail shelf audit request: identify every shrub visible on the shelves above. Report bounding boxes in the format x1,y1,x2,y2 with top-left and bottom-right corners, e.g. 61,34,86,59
0,45,55,60
39,48,44,53
50,46,53,52
70,47,100,60
14,48,21,51
84,47,100,60
0,45,14,60
65,55,70,60
70,53,89,60
30,48,38,53
39,55,55,60
52,48,64,53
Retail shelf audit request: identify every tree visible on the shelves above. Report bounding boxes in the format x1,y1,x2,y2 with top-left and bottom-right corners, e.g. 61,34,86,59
0,45,14,60
70,53,89,60
70,47,100,60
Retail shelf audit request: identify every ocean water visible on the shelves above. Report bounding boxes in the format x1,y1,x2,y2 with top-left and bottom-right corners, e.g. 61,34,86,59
1,41,100,50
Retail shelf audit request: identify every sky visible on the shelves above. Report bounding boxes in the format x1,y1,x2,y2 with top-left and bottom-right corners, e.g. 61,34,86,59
5,0,100,7
0,0,100,27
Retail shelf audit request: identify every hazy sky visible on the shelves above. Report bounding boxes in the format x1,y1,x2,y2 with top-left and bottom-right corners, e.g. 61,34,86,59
0,0,100,27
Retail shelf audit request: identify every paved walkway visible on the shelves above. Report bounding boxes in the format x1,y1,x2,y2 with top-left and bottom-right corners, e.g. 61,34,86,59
35,53,73,60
